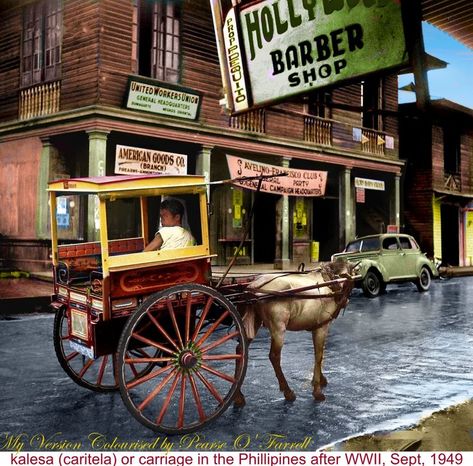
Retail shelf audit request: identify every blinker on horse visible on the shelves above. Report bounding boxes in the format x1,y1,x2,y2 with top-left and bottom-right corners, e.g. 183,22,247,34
234,260,355,406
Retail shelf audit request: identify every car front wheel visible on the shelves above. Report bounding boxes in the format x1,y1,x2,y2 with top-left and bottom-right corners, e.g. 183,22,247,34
362,270,383,298
416,266,431,292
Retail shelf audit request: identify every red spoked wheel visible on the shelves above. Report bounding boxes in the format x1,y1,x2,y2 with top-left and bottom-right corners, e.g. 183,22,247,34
53,306,161,392
53,305,118,391
116,284,248,434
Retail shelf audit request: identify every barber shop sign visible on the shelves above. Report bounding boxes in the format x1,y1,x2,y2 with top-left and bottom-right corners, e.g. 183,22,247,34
212,0,406,112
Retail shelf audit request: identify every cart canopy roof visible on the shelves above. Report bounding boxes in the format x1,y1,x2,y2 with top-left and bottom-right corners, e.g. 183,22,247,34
48,174,207,197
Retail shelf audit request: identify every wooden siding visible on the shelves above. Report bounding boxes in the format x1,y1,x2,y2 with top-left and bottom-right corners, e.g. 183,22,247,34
96,0,133,107
431,125,444,188
60,0,100,111
0,8,21,121
0,137,42,238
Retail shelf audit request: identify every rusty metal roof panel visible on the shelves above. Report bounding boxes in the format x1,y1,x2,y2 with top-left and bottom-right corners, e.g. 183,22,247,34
422,0,473,49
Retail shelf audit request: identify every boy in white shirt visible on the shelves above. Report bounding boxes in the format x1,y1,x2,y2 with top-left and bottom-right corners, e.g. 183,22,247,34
144,199,195,251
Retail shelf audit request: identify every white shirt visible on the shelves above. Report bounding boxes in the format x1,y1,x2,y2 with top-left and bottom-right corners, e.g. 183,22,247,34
158,226,195,250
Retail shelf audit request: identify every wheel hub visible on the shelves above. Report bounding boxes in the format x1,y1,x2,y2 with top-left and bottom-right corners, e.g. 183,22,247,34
179,350,198,369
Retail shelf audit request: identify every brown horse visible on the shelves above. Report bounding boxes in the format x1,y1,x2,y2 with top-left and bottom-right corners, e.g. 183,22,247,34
234,261,355,406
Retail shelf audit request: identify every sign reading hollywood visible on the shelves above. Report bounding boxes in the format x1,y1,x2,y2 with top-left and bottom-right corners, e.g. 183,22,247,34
115,145,188,175
227,155,327,196
221,0,406,111
125,77,201,120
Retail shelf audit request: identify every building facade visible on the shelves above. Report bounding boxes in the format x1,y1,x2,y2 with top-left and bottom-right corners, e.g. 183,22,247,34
400,99,473,266
0,0,404,271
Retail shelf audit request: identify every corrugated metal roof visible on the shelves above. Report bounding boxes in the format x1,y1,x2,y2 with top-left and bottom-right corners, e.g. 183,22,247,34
422,0,473,49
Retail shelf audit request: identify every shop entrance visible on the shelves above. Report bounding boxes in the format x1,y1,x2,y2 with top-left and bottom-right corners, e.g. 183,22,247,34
253,192,277,263
441,204,459,266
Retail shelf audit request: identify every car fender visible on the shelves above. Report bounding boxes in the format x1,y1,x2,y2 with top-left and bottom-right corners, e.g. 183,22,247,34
417,256,439,278
351,258,388,283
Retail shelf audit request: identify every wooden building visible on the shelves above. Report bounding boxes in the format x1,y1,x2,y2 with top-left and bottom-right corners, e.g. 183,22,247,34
400,99,473,267
0,0,404,271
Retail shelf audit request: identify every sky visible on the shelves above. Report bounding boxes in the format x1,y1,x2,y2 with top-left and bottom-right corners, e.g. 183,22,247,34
398,22,473,109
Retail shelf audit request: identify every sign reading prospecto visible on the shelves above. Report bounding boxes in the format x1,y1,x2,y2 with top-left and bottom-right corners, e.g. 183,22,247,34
115,145,188,175
125,77,201,120
219,0,406,112
227,155,327,196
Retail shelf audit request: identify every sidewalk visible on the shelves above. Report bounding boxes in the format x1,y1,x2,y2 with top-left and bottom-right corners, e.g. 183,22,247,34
1,264,472,315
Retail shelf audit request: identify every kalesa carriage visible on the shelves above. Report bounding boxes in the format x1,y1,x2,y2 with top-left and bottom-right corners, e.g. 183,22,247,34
48,174,355,434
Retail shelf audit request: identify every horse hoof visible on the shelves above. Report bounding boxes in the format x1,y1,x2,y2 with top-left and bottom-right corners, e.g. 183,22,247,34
284,390,296,402
313,392,326,402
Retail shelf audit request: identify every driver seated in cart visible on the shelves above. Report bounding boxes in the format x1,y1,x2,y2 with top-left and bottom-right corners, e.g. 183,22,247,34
144,198,195,251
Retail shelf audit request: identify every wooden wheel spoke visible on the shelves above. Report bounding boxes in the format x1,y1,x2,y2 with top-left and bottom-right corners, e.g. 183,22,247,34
65,351,80,362
125,357,172,364
191,296,215,342
178,373,187,428
202,354,243,361
78,358,94,378
126,363,173,390
96,355,108,386
131,332,175,356
132,347,153,358
156,372,182,424
195,370,224,403
138,368,177,411
185,292,192,343
167,300,184,348
200,330,240,354
146,310,180,352
200,363,236,384
196,310,230,347
188,373,206,421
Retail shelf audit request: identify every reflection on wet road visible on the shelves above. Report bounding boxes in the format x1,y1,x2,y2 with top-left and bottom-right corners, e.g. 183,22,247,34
1,277,472,451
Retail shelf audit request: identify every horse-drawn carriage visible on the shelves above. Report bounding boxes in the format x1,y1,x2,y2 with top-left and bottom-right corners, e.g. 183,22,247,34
48,174,355,434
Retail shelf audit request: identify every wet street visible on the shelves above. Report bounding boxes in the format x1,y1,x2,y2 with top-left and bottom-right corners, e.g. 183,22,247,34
1,276,473,451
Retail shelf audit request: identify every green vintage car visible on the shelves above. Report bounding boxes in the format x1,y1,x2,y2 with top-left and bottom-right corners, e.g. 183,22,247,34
331,233,438,298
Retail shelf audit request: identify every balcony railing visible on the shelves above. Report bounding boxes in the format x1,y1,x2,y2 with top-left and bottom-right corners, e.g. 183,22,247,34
303,115,332,146
360,128,386,156
19,81,60,120
229,109,265,133
444,173,461,192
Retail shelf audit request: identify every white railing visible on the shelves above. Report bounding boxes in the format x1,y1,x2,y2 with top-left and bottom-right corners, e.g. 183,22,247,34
303,115,332,146
19,81,60,119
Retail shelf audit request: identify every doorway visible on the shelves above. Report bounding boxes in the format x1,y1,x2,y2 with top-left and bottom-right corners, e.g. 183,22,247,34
441,204,459,266
253,192,277,263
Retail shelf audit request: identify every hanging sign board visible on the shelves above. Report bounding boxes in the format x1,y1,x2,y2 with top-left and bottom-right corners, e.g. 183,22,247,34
227,155,327,196
115,145,188,175
125,77,201,120
216,0,406,112
354,177,385,191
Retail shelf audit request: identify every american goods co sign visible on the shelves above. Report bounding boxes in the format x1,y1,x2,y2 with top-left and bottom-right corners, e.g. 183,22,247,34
212,0,406,112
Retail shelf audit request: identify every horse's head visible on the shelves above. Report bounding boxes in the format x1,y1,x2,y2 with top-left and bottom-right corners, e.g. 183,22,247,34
324,259,360,279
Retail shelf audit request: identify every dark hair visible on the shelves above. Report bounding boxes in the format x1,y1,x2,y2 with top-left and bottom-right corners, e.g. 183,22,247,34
160,198,184,218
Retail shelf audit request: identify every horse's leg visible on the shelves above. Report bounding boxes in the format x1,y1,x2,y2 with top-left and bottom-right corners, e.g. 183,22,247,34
269,329,296,401
311,324,329,401
233,310,262,408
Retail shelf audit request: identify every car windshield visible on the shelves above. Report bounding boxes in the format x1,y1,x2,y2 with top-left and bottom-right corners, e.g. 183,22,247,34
361,237,380,251
345,240,361,252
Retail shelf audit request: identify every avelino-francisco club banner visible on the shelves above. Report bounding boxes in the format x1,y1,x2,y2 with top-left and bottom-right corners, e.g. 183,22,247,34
226,155,327,196
212,0,407,113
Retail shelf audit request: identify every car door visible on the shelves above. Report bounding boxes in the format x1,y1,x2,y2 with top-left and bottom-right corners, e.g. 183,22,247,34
399,236,422,277
379,236,405,280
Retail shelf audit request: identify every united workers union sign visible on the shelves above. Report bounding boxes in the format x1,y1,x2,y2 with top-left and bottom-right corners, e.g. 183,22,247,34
219,0,406,112
125,76,201,120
